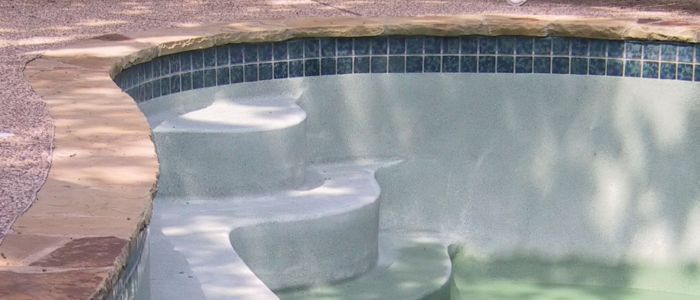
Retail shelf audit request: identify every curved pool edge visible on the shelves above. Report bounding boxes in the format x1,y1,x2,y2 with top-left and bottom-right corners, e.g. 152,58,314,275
6,15,699,299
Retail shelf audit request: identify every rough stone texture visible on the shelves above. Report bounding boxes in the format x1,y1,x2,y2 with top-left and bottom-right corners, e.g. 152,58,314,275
1,1,699,299
30,237,127,268
0,269,108,300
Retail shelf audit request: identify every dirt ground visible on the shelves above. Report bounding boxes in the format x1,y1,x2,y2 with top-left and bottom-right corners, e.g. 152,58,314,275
1,0,698,243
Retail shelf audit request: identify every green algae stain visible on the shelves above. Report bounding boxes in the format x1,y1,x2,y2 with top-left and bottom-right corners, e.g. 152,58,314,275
449,246,700,300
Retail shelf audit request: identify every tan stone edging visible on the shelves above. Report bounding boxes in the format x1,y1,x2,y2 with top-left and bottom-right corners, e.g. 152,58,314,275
1,15,697,299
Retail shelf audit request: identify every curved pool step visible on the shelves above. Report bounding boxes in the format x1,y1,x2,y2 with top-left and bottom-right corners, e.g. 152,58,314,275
276,234,452,300
152,96,307,198
151,160,399,300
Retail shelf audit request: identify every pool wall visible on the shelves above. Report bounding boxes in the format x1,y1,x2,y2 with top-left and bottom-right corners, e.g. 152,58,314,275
16,15,700,299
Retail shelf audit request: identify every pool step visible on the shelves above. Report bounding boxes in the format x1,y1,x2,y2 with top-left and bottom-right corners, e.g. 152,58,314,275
150,160,398,300
276,234,452,300
152,96,307,198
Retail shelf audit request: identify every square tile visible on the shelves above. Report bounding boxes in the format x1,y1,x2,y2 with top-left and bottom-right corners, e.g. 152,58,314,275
406,37,424,54
552,57,569,74
259,63,273,80
389,37,406,54
515,37,533,55
496,56,514,73
424,56,441,72
478,56,496,73
216,67,230,85
192,70,204,88
460,56,477,73
354,38,370,55
216,45,229,66
607,41,624,58
696,45,700,63
644,44,660,60
625,42,643,59
533,57,551,73
442,55,459,72
661,44,677,61
161,78,171,96
354,57,370,73
273,42,288,60
337,38,353,56
461,37,478,54
321,58,336,75
479,37,497,54
289,60,304,77
570,57,588,75
305,59,320,76
191,52,204,70
304,39,320,58
244,44,258,63
151,58,161,76
443,37,460,54
230,65,244,83
589,58,606,75
606,59,623,76
552,37,570,55
677,64,693,81
259,43,273,62
170,75,180,93
589,40,606,57
160,57,171,75
533,38,551,55
144,82,153,99
244,64,258,81
660,62,676,79
273,62,288,79
230,45,244,64
371,56,387,73
678,45,694,63
371,37,388,55
389,56,405,73
337,57,353,74
181,73,192,91
624,60,641,77
204,48,217,67
406,56,423,72
643,62,659,78
288,40,304,59
515,56,533,73
695,64,700,81
180,52,192,72
571,39,588,56
153,77,162,96
204,69,216,86
425,37,442,54
321,38,336,57
497,37,515,55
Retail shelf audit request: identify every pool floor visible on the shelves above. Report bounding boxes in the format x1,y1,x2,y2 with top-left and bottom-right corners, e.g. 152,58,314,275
450,248,700,300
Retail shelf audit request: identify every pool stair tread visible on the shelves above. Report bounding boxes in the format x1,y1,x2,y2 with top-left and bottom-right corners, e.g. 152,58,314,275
276,233,453,300
151,96,308,198
152,96,306,133
150,160,401,299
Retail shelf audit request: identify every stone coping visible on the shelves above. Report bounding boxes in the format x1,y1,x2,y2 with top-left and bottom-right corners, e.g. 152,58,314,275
1,15,697,299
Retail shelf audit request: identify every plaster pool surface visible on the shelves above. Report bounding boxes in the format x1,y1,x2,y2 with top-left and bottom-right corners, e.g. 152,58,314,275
450,248,700,300
134,71,700,299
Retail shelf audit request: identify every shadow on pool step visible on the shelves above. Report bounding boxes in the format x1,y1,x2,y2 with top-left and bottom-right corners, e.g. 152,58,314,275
151,160,401,299
276,235,452,300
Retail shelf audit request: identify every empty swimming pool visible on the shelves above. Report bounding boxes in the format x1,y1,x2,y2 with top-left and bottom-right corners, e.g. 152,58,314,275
116,35,700,299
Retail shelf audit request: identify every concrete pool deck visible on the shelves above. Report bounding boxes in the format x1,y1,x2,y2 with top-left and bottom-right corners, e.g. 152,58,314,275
1,12,700,299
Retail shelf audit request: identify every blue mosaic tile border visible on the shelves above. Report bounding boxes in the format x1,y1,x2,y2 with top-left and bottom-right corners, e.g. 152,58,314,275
115,36,700,103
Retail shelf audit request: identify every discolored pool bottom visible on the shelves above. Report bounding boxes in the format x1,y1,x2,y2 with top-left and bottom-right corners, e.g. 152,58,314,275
450,248,700,300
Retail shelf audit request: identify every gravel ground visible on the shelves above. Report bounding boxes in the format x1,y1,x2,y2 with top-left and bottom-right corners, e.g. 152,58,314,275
1,0,698,243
